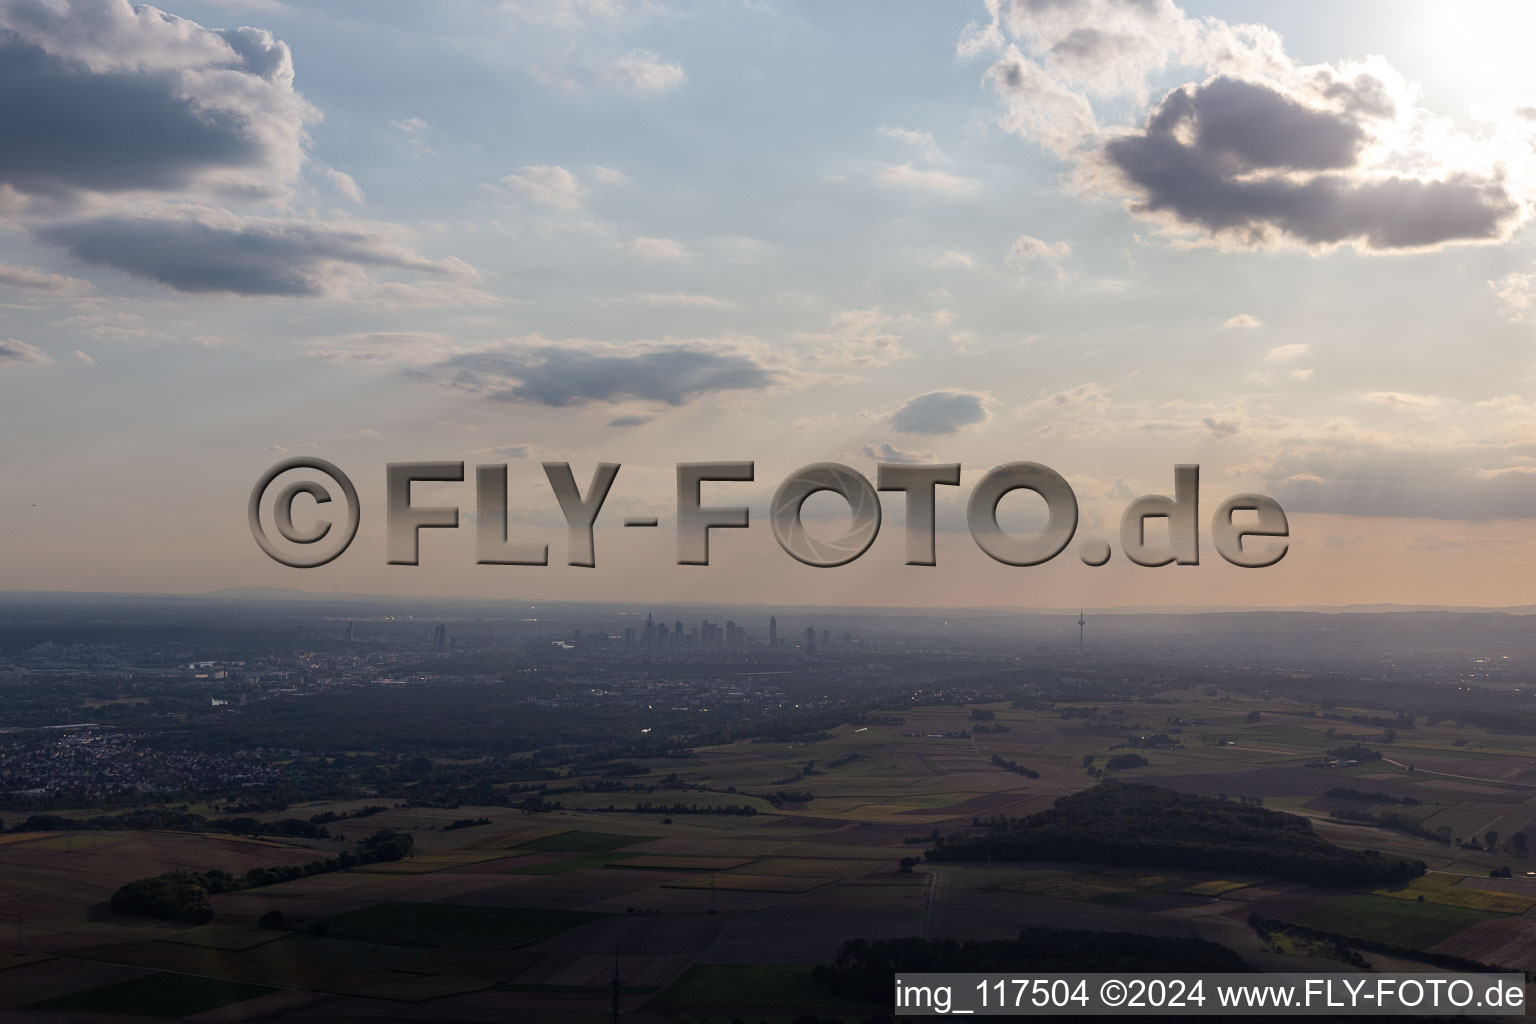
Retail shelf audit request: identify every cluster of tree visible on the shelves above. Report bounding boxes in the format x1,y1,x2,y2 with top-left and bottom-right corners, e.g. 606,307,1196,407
1330,807,1452,845
308,804,386,825
111,829,415,923
593,761,649,777
926,782,1426,887
750,730,839,745
10,808,326,840
1324,787,1420,806
589,801,758,816
218,795,295,814
1248,914,1516,975
1104,753,1148,771
1325,743,1383,761
1115,733,1181,750
442,816,492,832
10,807,206,833
1459,829,1525,854
110,871,216,924
814,931,1250,1003
748,789,814,807
989,755,1039,779
971,723,1012,733
209,817,330,839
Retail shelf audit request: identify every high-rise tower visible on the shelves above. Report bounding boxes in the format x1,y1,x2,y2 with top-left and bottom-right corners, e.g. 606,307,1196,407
1078,610,1085,651
769,615,777,647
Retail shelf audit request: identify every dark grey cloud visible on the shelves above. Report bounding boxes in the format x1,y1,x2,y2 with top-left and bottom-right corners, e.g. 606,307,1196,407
1104,76,1518,250
0,2,308,201
607,415,653,428
890,390,991,434
1202,416,1239,436
1263,449,1536,520
424,342,781,408
858,441,938,464
36,212,451,296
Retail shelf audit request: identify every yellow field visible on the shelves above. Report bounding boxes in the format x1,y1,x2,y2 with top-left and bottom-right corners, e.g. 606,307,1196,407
1184,879,1254,896
1372,873,1536,914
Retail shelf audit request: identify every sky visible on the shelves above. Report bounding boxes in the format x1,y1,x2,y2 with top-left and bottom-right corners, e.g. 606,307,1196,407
6,0,1536,609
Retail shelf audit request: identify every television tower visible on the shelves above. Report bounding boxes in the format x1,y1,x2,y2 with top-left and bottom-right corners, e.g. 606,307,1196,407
1078,610,1085,651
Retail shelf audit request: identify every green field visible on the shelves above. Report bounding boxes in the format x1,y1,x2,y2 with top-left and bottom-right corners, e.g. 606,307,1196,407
506,852,636,874
1295,894,1500,947
26,972,277,1017
519,830,656,852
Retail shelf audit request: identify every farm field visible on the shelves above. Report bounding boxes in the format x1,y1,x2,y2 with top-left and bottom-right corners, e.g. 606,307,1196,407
6,689,1536,1019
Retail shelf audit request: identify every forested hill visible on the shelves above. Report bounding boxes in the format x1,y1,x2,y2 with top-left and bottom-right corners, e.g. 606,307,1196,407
926,781,1425,887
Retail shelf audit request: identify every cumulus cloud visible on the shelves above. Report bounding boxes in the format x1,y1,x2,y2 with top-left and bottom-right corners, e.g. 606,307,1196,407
388,116,434,156
1223,313,1262,328
793,308,912,368
1491,269,1536,321
1104,77,1517,250
1266,343,1309,362
620,236,689,260
36,208,468,297
626,292,732,308
878,163,977,195
1006,233,1070,279
1363,391,1439,410
306,331,456,365
604,50,684,91
0,0,315,203
418,338,781,408
0,262,89,293
890,389,993,434
0,339,49,367
498,164,585,210
879,125,944,161
962,0,1532,252
0,3,471,301
325,168,364,203
52,311,145,337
